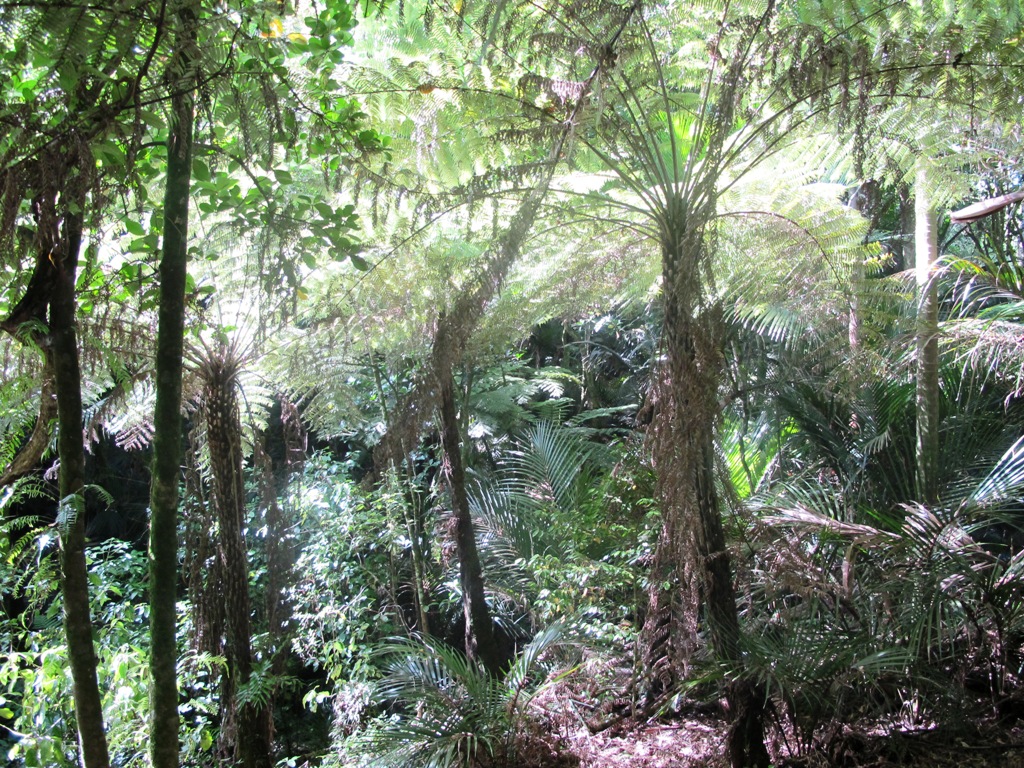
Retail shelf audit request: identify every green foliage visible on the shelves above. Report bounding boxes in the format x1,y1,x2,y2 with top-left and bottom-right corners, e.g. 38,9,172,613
340,624,570,768
736,473,1024,754
0,368,41,470
3,0,1024,765
0,542,151,766
0,541,224,767
470,420,651,646
289,456,404,682
0,645,77,767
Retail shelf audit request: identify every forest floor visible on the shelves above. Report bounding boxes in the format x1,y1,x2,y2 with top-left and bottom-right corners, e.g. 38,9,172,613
527,684,1024,768
556,715,1024,767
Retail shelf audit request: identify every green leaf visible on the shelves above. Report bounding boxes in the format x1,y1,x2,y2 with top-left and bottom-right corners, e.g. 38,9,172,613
192,158,211,182
124,220,145,237
274,168,293,184
350,254,369,270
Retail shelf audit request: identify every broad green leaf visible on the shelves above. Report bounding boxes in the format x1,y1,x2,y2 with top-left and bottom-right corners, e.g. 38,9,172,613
192,158,211,182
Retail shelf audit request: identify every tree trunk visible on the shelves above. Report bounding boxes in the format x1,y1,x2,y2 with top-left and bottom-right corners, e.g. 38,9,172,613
649,207,769,767
897,182,914,274
182,433,225,656
148,3,198,765
914,160,941,506
47,185,112,768
435,357,504,674
204,353,274,768
1,194,61,489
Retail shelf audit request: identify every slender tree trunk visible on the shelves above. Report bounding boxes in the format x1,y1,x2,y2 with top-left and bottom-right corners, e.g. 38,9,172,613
914,160,941,506
149,4,198,765
435,357,503,673
374,183,553,661
897,182,914,273
0,155,110,767
47,186,112,768
1,187,61,490
366,7,630,674
204,353,273,768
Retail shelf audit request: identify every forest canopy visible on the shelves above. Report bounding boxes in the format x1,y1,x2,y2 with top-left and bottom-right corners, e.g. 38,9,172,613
1,0,1023,766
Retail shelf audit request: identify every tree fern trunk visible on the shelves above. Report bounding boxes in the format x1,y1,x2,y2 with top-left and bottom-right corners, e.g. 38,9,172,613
650,206,769,768
204,356,274,768
915,160,941,506
256,398,304,674
183,436,225,657
47,185,112,768
148,3,199,765
436,358,504,674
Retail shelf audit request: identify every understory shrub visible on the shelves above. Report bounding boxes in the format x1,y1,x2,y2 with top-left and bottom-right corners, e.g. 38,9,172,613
334,624,572,768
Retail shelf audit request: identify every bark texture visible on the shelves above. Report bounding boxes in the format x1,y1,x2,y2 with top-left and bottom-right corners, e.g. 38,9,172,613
148,4,199,765
204,352,273,768
650,212,770,768
435,360,504,673
45,171,112,768
257,397,305,675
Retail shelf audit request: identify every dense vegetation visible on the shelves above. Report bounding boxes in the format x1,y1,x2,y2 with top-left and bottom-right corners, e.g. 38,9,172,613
1,0,1023,766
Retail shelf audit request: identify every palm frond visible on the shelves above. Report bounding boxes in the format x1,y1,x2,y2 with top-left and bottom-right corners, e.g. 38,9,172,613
359,623,569,768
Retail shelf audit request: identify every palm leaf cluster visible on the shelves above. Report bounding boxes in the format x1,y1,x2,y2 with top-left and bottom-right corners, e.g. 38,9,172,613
744,478,1024,753
347,624,568,768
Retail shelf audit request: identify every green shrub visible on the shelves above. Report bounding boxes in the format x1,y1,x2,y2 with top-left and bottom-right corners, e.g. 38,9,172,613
337,624,571,768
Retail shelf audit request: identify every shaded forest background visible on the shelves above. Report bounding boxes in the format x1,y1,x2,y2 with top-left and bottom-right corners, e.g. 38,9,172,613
1,0,1024,766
